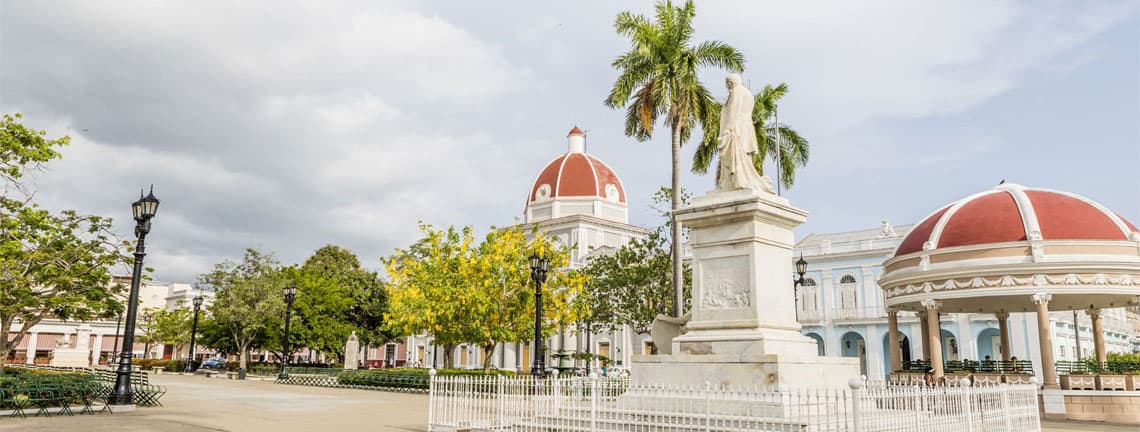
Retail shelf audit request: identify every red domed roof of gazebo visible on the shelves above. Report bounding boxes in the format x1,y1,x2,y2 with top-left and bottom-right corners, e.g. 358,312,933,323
895,184,1138,257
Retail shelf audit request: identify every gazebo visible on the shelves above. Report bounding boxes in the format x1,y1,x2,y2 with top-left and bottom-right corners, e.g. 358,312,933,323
878,183,1140,388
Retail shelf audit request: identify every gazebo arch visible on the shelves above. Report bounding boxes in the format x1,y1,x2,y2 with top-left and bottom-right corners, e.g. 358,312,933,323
878,184,1140,387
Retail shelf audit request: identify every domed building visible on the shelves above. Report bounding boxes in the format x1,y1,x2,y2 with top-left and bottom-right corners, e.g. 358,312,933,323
523,127,650,267
878,183,1140,390
415,127,653,374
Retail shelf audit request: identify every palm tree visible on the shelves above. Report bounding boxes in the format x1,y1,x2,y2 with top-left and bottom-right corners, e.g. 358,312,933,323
604,0,744,318
693,83,810,191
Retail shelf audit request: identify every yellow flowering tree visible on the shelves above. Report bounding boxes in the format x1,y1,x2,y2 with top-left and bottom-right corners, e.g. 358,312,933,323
384,223,587,372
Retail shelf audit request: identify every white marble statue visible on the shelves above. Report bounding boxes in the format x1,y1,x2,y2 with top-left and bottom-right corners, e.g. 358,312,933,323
716,74,774,194
344,332,360,370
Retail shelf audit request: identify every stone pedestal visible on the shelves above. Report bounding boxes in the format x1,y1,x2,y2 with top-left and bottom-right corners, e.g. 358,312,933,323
51,324,93,368
633,188,858,388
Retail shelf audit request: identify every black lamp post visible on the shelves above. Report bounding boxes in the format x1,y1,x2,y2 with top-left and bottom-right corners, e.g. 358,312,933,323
185,295,204,373
111,187,160,406
792,255,808,322
279,284,298,379
529,252,549,377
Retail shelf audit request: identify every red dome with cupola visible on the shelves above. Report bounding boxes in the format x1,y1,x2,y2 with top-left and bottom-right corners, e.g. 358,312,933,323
528,127,626,205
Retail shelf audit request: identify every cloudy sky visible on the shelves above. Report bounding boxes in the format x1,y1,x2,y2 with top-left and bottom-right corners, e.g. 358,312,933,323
2,1,1137,283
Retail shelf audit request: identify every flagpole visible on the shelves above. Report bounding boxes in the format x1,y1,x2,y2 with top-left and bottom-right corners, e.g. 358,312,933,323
774,106,782,196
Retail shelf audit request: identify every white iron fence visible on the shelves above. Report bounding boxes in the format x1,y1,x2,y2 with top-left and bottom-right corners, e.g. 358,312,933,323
428,373,1040,432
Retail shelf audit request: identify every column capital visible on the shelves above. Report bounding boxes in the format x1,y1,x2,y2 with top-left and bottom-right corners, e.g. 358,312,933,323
1031,292,1052,305
994,311,1010,320
886,307,899,317
920,298,941,311
1086,307,1100,319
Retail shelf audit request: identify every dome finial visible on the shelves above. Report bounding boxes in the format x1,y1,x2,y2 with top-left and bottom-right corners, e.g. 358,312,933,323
567,126,585,153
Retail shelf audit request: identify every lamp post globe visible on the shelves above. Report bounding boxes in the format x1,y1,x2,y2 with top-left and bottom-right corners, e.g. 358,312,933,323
279,284,298,380
111,187,160,406
185,295,204,373
529,253,549,377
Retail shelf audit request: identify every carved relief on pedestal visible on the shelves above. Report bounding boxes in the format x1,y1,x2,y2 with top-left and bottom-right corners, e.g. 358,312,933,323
699,256,751,310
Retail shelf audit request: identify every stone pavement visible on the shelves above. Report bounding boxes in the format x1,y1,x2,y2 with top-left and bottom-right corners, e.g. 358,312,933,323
0,373,1130,432
0,373,429,432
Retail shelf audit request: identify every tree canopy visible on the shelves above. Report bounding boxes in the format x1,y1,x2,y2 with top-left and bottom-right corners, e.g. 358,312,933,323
0,112,128,362
198,249,285,370
581,228,690,336
384,224,587,371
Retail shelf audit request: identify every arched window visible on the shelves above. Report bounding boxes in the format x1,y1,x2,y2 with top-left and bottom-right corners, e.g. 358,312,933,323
839,275,858,310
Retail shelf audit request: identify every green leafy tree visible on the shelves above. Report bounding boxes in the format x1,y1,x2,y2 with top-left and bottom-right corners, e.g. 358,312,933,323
136,307,161,359
581,228,690,339
693,83,811,189
199,249,285,371
153,304,194,360
384,224,586,372
0,113,127,362
604,0,743,318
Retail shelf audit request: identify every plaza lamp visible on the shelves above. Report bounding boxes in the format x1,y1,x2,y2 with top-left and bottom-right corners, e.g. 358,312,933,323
529,252,549,377
279,284,298,379
111,187,160,406
792,255,808,322
185,295,204,373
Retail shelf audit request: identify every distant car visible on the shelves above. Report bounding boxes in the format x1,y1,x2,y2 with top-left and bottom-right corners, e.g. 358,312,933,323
199,358,228,369
606,367,630,377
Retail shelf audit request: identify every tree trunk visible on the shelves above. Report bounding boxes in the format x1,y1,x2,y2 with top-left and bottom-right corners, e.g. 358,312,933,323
239,344,249,371
670,121,684,318
482,342,497,374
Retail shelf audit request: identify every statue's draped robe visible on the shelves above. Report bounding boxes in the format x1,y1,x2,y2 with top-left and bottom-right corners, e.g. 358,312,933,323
716,79,768,191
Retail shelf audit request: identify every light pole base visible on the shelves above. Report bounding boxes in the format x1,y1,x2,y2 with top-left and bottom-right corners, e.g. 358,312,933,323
105,403,137,412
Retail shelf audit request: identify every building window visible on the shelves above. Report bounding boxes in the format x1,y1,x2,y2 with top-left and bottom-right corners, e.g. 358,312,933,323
385,344,397,367
800,278,818,313
839,275,858,310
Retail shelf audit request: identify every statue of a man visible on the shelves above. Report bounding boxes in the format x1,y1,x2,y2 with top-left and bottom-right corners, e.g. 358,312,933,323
716,74,774,193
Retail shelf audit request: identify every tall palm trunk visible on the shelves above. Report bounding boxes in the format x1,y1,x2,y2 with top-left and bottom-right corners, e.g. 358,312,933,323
670,120,684,318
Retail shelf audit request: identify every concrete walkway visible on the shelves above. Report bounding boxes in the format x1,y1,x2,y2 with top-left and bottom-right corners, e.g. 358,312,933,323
0,373,1129,431
0,373,429,432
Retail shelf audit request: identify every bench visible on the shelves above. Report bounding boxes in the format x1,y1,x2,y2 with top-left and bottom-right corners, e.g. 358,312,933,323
226,371,239,380
151,366,164,375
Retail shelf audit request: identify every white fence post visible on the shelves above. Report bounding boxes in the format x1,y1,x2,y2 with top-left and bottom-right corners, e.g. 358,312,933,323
496,374,505,427
1000,386,1013,432
849,378,865,432
704,380,711,432
427,368,436,432
912,385,923,431
590,373,599,432
960,378,974,432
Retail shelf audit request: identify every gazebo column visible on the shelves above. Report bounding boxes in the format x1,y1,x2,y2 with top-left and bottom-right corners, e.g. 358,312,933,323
921,299,944,380
995,311,1012,362
918,311,931,361
887,308,901,373
1088,307,1107,364
1032,293,1059,389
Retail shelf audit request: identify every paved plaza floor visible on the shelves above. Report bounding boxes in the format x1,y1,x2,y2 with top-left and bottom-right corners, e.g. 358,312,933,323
0,373,1133,431
0,373,429,431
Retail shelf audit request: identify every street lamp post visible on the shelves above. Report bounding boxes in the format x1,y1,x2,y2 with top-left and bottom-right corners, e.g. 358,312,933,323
279,284,298,379
792,255,808,322
111,188,160,406
529,252,549,377
185,295,204,373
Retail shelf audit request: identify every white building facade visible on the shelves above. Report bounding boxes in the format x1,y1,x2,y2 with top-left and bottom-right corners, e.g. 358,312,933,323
795,221,1135,382
4,276,216,366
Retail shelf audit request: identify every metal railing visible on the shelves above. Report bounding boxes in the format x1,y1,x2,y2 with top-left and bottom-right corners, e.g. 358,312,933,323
427,374,1041,432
